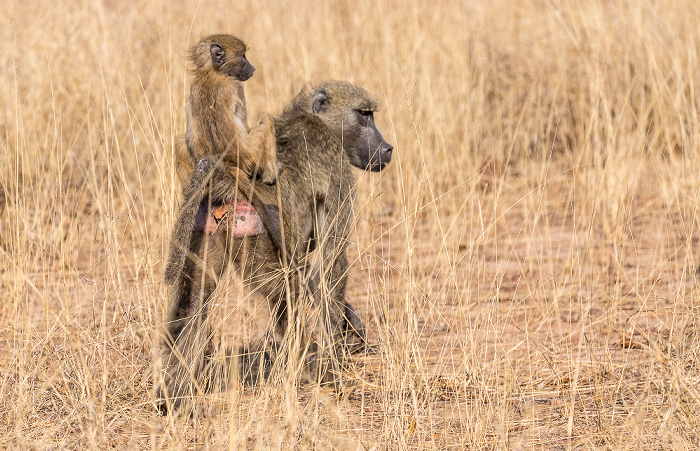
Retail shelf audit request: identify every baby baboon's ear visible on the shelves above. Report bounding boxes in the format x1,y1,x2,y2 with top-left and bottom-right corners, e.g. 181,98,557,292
312,90,329,114
210,43,225,67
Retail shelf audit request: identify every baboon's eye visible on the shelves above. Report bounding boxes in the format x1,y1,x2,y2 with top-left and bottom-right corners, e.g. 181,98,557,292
356,110,374,126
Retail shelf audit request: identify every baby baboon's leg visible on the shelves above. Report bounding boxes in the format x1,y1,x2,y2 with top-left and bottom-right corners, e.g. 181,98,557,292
248,112,278,185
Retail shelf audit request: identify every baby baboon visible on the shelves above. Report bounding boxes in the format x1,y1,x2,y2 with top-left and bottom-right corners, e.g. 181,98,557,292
159,81,393,412
182,34,278,185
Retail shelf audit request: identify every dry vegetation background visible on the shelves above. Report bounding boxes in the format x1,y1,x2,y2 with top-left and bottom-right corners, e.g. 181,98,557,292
3,0,700,448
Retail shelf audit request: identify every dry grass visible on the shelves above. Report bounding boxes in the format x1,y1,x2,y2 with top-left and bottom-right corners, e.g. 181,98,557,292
3,0,700,448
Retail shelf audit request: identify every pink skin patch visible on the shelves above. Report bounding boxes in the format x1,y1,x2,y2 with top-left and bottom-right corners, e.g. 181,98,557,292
195,200,265,237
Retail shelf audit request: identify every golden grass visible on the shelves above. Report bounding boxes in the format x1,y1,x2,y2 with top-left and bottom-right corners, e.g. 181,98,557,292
3,0,700,448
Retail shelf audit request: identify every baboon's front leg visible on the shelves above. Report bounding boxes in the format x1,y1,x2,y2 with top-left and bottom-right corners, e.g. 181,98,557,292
313,199,367,353
321,248,368,355
296,203,363,385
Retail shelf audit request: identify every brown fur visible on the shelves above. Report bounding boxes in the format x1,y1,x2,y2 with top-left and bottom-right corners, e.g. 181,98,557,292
158,82,393,414
181,34,278,185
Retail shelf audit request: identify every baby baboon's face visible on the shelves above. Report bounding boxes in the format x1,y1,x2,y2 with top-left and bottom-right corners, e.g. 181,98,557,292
209,35,255,81
189,34,255,81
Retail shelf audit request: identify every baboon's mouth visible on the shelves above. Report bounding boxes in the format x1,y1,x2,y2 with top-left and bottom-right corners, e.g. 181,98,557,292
195,200,265,237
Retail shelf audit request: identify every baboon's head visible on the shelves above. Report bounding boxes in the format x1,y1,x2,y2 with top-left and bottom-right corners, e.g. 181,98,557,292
188,34,255,81
300,81,394,172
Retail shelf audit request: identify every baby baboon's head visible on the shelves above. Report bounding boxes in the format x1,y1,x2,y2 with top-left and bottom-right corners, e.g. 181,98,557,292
188,34,255,81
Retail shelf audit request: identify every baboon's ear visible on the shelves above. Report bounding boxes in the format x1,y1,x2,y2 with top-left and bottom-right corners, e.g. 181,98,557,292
210,44,225,67
312,90,329,114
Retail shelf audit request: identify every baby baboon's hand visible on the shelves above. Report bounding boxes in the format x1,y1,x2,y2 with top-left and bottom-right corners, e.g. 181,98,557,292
252,111,274,127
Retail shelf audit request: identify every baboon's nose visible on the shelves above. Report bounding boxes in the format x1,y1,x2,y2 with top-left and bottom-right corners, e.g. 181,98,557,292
380,143,393,161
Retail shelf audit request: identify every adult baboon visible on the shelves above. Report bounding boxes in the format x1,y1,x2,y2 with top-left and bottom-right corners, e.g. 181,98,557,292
158,81,393,412
179,34,278,186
